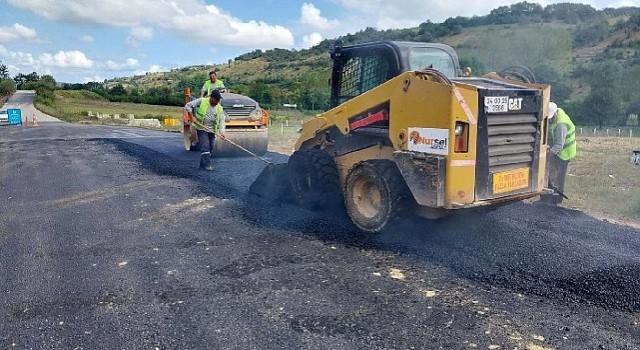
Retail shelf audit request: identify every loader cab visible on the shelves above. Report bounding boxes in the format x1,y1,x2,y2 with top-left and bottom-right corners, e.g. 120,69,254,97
329,41,462,108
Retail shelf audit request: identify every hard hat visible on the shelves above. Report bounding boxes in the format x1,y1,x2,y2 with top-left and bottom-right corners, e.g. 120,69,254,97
548,102,557,119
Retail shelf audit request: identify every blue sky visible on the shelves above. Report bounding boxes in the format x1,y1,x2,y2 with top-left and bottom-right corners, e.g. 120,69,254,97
1,0,637,83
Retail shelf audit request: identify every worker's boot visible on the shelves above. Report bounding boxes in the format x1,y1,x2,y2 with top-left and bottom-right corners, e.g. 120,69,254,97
200,153,213,171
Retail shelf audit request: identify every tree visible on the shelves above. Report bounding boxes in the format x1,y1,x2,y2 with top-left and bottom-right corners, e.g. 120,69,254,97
13,72,39,89
531,64,570,105
579,63,623,127
0,60,9,79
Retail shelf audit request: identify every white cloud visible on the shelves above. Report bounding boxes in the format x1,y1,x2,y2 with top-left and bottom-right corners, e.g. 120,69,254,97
300,3,340,30
134,64,167,75
130,26,153,41
39,50,94,68
148,64,165,73
0,23,38,42
1,49,37,67
7,0,294,48
126,26,154,47
105,58,139,70
301,32,323,49
81,35,94,43
83,75,104,83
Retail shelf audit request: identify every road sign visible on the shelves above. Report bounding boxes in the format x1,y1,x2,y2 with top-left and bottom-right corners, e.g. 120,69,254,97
7,109,21,126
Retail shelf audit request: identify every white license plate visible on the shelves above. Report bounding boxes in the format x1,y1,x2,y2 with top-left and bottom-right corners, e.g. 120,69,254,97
484,96,509,113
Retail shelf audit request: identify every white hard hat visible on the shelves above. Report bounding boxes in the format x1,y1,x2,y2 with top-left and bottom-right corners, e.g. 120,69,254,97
548,102,558,119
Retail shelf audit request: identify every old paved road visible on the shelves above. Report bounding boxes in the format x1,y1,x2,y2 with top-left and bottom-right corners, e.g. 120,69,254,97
0,92,639,349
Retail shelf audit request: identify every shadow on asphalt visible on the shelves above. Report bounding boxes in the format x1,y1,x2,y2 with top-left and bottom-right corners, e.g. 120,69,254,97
110,137,640,313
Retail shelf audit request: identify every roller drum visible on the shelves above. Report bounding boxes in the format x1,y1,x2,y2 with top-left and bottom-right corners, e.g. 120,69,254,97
213,128,268,157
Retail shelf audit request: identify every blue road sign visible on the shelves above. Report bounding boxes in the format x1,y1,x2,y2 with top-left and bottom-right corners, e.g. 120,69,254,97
7,109,21,126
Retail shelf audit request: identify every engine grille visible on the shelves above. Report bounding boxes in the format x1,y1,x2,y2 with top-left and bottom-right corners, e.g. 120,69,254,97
223,105,256,119
487,113,538,173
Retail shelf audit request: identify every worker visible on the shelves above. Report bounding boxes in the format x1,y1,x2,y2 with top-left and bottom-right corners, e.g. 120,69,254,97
200,70,226,97
185,89,226,171
540,102,577,205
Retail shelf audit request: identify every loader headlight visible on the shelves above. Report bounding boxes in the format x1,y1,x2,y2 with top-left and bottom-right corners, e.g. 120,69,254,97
249,109,261,121
454,122,468,153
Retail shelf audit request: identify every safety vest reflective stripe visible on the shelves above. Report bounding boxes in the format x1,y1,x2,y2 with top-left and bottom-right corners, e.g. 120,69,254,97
562,139,576,150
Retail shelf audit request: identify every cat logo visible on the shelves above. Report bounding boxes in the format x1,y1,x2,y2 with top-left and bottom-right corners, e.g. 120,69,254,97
508,98,523,111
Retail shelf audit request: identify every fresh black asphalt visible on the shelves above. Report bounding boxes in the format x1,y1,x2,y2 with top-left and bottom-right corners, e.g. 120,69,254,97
1,120,639,349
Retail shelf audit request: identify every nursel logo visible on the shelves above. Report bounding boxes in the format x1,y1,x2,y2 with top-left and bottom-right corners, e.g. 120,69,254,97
409,130,448,149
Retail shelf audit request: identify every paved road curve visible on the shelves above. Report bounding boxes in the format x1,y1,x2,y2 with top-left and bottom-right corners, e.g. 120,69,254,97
0,98,639,349
2,90,61,123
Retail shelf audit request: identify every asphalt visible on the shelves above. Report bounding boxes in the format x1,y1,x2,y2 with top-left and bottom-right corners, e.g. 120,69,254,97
0,93,639,349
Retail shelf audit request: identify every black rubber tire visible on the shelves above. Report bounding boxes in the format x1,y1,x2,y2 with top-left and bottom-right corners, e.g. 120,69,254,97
286,149,343,211
345,160,415,233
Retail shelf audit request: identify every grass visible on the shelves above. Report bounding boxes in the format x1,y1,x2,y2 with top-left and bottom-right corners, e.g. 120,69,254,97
38,90,316,140
37,90,185,130
265,109,317,155
564,137,640,226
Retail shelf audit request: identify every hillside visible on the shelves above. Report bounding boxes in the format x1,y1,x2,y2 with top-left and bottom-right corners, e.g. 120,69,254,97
90,2,640,127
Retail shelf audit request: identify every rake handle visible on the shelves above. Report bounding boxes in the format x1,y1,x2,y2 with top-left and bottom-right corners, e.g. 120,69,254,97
192,120,272,164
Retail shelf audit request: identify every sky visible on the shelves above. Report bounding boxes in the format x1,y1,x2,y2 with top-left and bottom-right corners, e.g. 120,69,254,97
0,0,638,83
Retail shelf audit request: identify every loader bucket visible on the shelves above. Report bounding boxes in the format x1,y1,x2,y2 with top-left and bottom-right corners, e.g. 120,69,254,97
249,163,289,200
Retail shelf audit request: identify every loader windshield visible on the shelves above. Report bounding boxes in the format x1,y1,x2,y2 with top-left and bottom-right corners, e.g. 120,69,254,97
408,47,456,77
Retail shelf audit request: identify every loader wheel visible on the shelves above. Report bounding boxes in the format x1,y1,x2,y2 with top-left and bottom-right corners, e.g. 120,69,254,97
286,149,343,211
345,160,415,233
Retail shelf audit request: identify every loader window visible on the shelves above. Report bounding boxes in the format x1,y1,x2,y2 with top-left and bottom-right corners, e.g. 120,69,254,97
338,54,390,105
409,47,456,77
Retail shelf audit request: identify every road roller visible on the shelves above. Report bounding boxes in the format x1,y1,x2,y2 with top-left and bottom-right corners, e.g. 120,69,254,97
182,88,269,157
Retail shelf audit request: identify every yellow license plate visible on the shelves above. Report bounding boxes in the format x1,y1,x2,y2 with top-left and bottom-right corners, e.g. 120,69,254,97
493,168,529,194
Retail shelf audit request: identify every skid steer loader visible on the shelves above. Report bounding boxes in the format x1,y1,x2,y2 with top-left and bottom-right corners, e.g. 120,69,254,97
182,88,269,156
251,41,552,232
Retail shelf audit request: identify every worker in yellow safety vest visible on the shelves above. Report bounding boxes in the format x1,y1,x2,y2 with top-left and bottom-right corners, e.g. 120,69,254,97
200,70,227,97
185,90,226,171
540,102,577,205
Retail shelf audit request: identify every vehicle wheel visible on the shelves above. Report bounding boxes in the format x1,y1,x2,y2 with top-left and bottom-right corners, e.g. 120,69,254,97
183,125,199,151
345,160,415,233
286,149,343,211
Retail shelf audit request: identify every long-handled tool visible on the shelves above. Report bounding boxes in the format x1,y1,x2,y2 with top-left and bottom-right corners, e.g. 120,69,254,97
548,184,569,200
191,120,272,164
189,114,289,199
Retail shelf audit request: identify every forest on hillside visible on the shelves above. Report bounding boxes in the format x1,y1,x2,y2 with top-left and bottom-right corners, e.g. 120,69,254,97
7,2,640,127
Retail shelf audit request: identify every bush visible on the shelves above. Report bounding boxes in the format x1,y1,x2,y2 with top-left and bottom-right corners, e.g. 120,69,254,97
0,78,16,96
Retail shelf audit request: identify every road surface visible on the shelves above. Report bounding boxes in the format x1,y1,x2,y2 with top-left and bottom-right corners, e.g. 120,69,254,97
2,90,61,123
0,93,639,349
